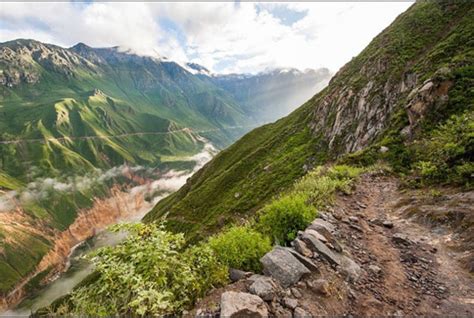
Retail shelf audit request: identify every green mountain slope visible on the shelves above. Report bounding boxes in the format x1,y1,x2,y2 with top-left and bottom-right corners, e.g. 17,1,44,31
0,39,253,178
145,1,474,240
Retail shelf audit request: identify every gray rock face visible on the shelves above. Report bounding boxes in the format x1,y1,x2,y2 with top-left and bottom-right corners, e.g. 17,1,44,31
260,247,311,288
248,275,278,301
220,291,268,318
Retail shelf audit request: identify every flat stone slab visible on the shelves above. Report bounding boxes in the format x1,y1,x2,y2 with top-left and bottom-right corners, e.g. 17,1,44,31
301,231,342,266
308,218,336,233
220,291,268,318
260,246,311,288
284,246,319,272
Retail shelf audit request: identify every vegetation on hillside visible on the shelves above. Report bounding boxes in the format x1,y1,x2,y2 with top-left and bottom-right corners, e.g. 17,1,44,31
51,223,227,316
45,164,365,315
146,1,473,239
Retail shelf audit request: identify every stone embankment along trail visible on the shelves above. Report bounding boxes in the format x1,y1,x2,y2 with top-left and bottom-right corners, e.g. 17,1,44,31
0,125,256,145
192,172,474,317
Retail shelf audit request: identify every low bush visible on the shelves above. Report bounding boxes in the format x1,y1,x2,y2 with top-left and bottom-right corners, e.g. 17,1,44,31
66,223,227,316
294,165,364,205
256,194,317,245
412,111,473,186
207,226,271,272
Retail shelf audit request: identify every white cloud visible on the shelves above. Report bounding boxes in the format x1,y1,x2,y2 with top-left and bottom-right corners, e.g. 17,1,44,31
0,1,413,73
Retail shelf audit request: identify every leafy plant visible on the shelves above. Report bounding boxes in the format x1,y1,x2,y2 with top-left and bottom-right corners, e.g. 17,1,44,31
66,223,227,316
207,226,271,272
412,111,473,185
256,194,317,245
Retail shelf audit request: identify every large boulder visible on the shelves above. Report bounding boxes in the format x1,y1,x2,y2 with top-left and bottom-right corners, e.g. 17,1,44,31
248,275,278,301
260,246,311,288
220,291,268,318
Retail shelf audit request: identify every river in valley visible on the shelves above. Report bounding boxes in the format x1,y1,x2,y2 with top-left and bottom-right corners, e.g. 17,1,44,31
0,140,217,316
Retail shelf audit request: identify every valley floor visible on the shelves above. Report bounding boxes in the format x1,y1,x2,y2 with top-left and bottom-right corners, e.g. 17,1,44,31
191,173,474,316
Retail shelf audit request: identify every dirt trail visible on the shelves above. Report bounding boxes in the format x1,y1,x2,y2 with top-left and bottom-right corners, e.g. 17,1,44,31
335,174,474,316
190,173,473,317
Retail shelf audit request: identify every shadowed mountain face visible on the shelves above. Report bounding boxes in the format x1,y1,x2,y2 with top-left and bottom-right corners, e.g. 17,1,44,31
145,1,473,241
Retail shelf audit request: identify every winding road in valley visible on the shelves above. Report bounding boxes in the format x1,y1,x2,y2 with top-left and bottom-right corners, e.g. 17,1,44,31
0,125,257,145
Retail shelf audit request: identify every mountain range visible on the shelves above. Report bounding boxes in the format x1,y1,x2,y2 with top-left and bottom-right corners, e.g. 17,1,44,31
0,39,330,299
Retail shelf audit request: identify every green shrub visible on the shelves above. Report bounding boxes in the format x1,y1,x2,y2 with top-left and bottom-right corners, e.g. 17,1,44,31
293,165,363,205
66,223,227,316
326,165,365,180
256,194,317,245
207,226,271,272
412,111,473,185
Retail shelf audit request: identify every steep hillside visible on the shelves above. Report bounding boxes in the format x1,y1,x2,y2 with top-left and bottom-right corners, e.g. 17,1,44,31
145,1,473,241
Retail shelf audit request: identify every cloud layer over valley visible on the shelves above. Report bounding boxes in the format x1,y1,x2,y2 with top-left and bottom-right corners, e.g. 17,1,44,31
0,141,217,213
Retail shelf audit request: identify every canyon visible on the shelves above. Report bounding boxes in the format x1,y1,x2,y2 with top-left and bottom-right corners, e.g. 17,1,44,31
0,140,216,312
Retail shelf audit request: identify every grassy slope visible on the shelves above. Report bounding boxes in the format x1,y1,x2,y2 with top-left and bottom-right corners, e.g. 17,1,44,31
145,1,474,240
145,99,324,240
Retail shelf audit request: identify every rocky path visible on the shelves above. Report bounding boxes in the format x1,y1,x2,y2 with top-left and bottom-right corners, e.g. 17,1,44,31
335,174,473,316
191,172,473,317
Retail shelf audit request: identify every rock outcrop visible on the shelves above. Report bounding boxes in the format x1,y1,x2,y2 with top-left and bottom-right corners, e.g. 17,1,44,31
260,247,311,288
215,213,362,316
220,291,268,318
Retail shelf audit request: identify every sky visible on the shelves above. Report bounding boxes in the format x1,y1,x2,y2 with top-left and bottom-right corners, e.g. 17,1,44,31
0,1,413,74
